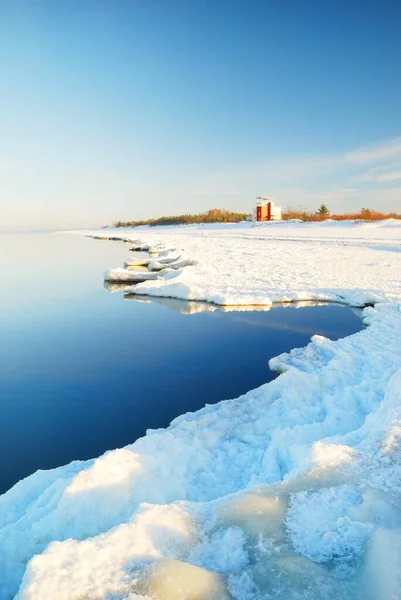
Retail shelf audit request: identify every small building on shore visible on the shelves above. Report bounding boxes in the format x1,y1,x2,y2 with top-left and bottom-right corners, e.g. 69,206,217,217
254,197,282,221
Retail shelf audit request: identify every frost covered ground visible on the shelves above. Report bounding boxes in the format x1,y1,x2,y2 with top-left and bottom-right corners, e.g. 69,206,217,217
2,220,401,600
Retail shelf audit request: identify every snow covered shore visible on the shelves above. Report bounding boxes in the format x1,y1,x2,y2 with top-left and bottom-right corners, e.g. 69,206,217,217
2,220,401,599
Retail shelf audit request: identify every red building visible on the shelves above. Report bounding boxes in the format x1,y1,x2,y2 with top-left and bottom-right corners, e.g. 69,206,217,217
255,197,282,221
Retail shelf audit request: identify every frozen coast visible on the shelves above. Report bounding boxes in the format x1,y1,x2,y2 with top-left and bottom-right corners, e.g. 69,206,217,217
2,220,401,600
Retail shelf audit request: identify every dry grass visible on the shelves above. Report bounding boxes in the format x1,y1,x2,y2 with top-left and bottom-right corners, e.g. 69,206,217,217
282,208,401,222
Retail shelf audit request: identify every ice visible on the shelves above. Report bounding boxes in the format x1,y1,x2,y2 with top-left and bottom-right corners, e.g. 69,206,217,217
361,527,401,600
189,526,249,573
286,485,373,572
251,552,334,600
104,268,160,282
2,221,401,599
148,257,196,271
83,219,401,308
15,504,199,600
269,334,340,374
134,558,232,600
218,492,287,544
124,257,153,267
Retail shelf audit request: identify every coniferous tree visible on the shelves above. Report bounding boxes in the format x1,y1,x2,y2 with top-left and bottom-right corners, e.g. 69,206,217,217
316,204,330,218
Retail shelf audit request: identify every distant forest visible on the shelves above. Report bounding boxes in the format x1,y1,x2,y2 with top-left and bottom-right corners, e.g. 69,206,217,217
111,208,251,227
110,206,401,228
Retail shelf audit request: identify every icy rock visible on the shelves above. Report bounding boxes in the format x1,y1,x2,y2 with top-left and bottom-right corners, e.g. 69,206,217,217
279,442,355,495
135,558,232,600
252,551,331,599
15,504,199,600
361,527,401,600
218,492,287,544
286,485,373,571
349,487,401,528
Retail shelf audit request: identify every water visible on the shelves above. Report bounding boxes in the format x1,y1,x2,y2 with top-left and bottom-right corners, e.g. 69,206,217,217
0,233,363,495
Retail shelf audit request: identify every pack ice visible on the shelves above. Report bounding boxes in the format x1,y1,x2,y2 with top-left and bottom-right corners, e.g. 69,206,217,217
2,220,401,600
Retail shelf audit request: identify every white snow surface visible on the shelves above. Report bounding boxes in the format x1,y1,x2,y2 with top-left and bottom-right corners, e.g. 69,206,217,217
2,220,401,599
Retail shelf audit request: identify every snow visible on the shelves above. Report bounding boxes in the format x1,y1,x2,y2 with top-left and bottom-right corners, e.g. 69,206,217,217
104,268,160,282
2,220,401,599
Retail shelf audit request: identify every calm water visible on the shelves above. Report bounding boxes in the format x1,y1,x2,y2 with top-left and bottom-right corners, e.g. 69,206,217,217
0,233,363,495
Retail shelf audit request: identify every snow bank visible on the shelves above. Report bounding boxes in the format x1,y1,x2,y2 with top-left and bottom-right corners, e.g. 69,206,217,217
94,220,401,307
2,221,401,599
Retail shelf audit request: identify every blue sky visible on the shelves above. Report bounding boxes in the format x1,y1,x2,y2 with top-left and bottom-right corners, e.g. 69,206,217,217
1,0,401,229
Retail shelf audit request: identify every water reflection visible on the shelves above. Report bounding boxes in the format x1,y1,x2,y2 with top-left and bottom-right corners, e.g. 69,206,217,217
124,295,327,313
103,281,132,293
121,296,365,338
122,293,362,317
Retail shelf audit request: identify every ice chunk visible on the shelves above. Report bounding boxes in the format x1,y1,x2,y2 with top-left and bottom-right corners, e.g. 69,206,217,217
16,504,199,600
124,257,152,267
269,335,338,374
286,485,373,574
189,526,249,573
135,558,232,600
218,492,287,544
349,487,401,528
361,527,401,600
104,268,159,282
252,551,332,599
148,258,196,271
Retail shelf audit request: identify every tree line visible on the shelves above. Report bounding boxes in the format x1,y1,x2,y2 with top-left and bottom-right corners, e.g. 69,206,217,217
112,208,251,227
110,205,401,227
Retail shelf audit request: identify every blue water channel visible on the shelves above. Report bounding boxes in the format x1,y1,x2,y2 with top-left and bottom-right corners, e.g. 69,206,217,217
0,233,363,494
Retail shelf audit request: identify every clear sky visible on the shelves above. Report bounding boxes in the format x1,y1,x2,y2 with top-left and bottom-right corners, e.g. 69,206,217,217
1,0,401,229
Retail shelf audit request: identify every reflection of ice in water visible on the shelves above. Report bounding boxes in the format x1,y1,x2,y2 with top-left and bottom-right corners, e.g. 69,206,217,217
122,294,334,315
124,294,220,314
103,281,132,293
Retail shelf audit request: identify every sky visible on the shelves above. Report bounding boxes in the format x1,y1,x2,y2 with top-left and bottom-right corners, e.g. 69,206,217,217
1,0,401,230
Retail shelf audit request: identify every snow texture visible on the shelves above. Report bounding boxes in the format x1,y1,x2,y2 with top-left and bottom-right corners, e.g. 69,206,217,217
2,220,401,600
